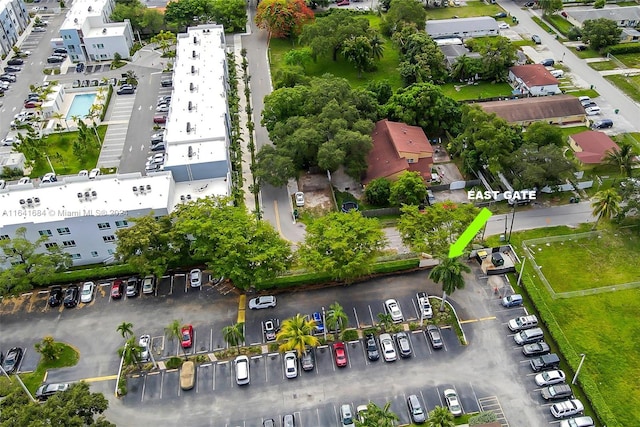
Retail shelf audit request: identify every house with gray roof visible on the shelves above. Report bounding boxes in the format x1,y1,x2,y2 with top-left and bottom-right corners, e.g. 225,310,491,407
567,6,640,28
439,43,482,69
426,17,499,40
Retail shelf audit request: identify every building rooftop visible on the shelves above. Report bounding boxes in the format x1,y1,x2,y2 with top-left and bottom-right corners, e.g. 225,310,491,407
570,130,620,164
61,0,110,30
568,6,640,24
164,24,228,161
84,23,127,38
509,64,559,88
427,16,499,38
478,95,585,123
169,177,230,212
163,140,228,169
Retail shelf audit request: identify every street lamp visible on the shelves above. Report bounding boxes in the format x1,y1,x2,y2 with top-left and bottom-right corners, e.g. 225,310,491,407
572,353,586,385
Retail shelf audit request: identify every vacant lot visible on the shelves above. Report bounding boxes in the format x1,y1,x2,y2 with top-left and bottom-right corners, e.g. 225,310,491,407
498,226,640,427
606,74,640,103
440,82,512,101
425,0,504,20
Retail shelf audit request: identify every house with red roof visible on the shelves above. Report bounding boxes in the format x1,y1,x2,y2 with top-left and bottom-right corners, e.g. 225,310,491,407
569,130,620,164
508,64,561,96
363,119,434,184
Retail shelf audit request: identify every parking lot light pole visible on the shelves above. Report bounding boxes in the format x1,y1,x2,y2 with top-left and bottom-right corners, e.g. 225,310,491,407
572,353,586,385
0,365,36,402
322,306,327,341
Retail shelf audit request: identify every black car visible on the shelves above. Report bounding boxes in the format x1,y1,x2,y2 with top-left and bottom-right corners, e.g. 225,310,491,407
365,333,379,361
301,346,315,371
48,285,63,307
575,44,588,51
150,142,165,152
541,384,574,401
4,66,21,73
7,58,24,66
0,74,16,83
495,12,507,18
2,347,24,373
530,353,561,372
53,48,68,54
524,1,534,6
75,63,85,73
161,78,172,87
540,58,555,67
63,284,79,308
47,56,64,64
523,341,551,356
395,331,412,358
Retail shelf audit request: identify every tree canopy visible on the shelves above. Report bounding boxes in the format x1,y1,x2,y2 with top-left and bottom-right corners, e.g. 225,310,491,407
505,143,576,190
523,121,564,148
389,171,427,206
299,10,372,61
364,177,392,206
382,0,427,36
393,27,448,85
255,0,314,39
299,211,387,282
582,18,622,51
164,0,247,33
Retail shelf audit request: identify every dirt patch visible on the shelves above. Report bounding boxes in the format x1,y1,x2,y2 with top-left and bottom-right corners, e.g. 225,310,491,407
297,173,335,214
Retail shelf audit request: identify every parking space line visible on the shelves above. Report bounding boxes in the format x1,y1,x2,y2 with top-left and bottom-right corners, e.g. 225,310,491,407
159,371,165,399
360,339,369,365
141,374,147,402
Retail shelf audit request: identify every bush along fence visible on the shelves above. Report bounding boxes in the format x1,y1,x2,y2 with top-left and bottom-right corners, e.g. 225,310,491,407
226,52,244,207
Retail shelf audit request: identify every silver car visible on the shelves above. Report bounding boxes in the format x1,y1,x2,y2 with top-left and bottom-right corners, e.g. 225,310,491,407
189,269,202,287
138,335,150,361
249,295,276,309
379,333,397,362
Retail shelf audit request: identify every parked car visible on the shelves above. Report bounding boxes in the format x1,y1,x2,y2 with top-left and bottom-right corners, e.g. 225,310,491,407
340,404,355,427
153,115,167,124
142,276,155,294
407,394,426,424
426,325,443,349
42,173,57,183
337,0,350,5
495,12,507,18
284,351,297,378
111,279,124,299
333,341,348,367
550,399,584,419
88,168,101,179
341,201,358,213
585,106,601,116
395,332,412,358
525,1,535,6
530,353,561,372
63,285,79,308
235,355,250,385
379,333,396,362
249,295,276,309
117,85,135,95
301,346,315,371
532,34,542,44
384,298,403,322
592,119,613,129
540,58,555,67
312,311,324,335
150,142,166,152
24,100,42,108
2,347,24,373
542,384,574,401
295,191,305,207
180,361,196,390
416,292,433,319
498,22,510,30
535,370,567,386
138,335,150,361
4,66,21,73
181,324,194,348
48,286,63,307
161,78,172,87
46,56,64,64
283,414,295,427
75,63,85,73
53,48,67,54
36,383,70,400
550,69,564,78
80,281,95,303
263,319,280,341
7,58,24,66
559,416,595,427
522,341,551,356
189,269,202,287
444,388,462,416
0,74,16,83
365,333,379,361
575,45,588,51
150,132,164,144
501,294,523,307
126,276,140,297
156,104,170,113
508,315,538,332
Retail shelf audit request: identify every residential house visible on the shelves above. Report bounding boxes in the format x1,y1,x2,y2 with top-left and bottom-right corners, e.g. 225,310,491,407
438,43,482,69
566,6,640,28
509,64,561,96
569,130,620,165
0,0,29,58
426,17,499,40
478,95,586,126
364,119,434,184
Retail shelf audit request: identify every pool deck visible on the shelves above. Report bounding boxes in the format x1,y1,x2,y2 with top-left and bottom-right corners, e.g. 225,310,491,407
48,88,108,131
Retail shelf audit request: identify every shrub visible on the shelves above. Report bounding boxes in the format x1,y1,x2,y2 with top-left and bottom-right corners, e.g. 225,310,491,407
408,322,421,331
165,356,183,369
363,327,379,336
341,329,359,341
268,343,279,352
605,42,640,55
100,84,113,121
567,27,582,41
364,178,391,206
469,412,498,425
34,336,61,361
594,0,605,8
117,375,127,396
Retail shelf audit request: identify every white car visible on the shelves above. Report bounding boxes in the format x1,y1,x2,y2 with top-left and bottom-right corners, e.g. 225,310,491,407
384,298,403,323
248,295,276,309
498,22,510,29
585,106,601,116
284,352,297,378
138,335,150,361
295,191,305,207
535,369,566,386
80,281,95,303
42,173,57,183
379,333,397,362
17,177,31,185
416,292,433,319
78,170,89,177
189,269,202,287
88,168,101,179
444,388,463,416
1,136,15,146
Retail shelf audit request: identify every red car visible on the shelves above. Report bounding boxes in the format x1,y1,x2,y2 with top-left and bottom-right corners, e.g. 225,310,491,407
24,101,42,108
153,115,167,124
337,0,350,5
181,324,194,348
111,280,124,299
333,342,348,367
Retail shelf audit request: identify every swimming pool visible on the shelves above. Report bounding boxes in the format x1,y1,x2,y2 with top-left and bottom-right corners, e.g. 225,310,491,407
66,93,96,120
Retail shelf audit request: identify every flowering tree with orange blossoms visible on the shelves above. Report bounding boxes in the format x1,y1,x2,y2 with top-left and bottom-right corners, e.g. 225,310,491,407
255,0,314,39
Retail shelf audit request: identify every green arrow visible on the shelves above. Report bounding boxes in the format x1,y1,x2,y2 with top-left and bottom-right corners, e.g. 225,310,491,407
448,207,493,258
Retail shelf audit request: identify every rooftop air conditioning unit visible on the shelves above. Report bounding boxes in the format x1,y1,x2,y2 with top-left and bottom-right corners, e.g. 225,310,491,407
188,146,193,158
132,186,138,193
27,198,33,205
186,194,192,200
146,185,151,192
84,191,91,199
193,36,198,44
188,101,193,111
19,199,26,205
191,65,196,75
77,193,83,199
34,197,40,204
192,50,197,59
186,122,191,133
91,190,97,197
180,195,186,201
190,82,195,92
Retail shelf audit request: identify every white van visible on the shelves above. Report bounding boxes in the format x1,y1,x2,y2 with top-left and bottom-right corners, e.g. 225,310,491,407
235,355,250,385
550,69,564,78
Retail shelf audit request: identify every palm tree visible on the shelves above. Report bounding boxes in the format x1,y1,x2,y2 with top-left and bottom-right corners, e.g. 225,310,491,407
369,34,385,60
426,406,455,427
51,112,68,131
165,319,189,359
429,257,471,312
116,321,134,340
591,188,622,229
355,401,399,427
276,314,319,356
222,322,245,350
125,70,138,86
377,313,393,332
118,336,142,369
605,143,638,178
326,302,349,337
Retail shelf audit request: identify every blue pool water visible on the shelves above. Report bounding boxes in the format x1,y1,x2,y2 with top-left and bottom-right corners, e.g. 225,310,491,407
66,93,96,120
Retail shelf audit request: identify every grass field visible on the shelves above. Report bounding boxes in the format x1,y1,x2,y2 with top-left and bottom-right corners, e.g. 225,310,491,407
268,14,402,90
489,226,640,427
425,0,504,20
588,60,618,71
606,74,640,103
574,47,604,60
544,14,573,36
613,52,640,69
439,82,513,101
616,132,640,151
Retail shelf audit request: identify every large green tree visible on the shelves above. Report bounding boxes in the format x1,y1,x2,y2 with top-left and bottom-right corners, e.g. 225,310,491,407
474,36,518,83
506,143,576,190
299,211,386,282
222,322,245,348
384,83,462,135
276,314,319,355
171,197,292,290
451,55,483,82
299,10,372,61
591,188,622,229
389,171,427,207
394,29,448,85
0,227,72,296
111,0,145,31
382,0,427,36
582,18,622,51
537,0,563,16
605,143,638,178
398,202,480,256
164,0,213,30
523,121,564,148
210,0,248,33
364,177,391,206
342,36,375,78
429,257,470,312
326,301,349,336
255,0,314,39
426,406,455,427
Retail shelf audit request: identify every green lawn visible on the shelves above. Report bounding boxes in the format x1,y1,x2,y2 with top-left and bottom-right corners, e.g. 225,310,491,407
612,52,640,69
268,14,402,90
588,60,618,71
439,82,513,101
531,16,555,35
558,125,589,140
544,14,573,36
30,126,107,177
616,132,640,151
425,1,504,20
574,47,604,59
22,342,79,393
488,226,640,427
605,74,640,103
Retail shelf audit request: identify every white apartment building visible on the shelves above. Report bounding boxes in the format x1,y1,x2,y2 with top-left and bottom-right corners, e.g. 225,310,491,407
0,0,28,57
162,24,232,184
59,0,133,63
0,172,230,266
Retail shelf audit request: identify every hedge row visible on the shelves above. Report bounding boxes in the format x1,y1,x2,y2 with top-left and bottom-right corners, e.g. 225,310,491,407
605,42,640,55
256,258,421,290
48,264,138,285
519,271,617,427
